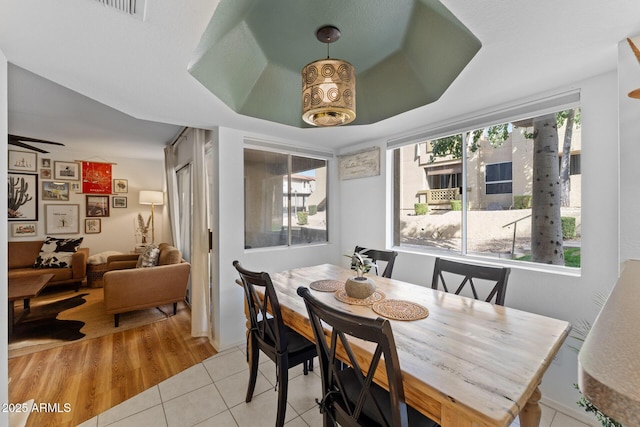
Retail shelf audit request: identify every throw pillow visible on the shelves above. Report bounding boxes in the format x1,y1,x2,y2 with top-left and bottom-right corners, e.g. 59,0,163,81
87,251,123,265
136,244,160,268
33,236,83,269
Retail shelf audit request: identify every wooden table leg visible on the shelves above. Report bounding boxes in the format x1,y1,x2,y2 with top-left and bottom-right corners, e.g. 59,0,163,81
519,386,542,427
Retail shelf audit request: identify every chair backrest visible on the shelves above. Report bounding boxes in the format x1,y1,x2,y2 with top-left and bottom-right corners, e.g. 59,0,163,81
297,286,409,427
431,257,510,305
351,246,398,278
233,260,287,354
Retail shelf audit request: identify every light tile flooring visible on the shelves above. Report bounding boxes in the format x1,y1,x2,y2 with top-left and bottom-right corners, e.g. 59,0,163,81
77,346,592,427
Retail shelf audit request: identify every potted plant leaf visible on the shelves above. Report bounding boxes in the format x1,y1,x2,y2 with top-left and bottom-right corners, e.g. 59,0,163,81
344,252,376,299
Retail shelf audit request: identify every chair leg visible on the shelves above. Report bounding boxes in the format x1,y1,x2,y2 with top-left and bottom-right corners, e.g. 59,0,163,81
114,314,119,327
275,356,289,427
302,357,314,374
173,302,177,315
323,412,335,427
245,335,259,403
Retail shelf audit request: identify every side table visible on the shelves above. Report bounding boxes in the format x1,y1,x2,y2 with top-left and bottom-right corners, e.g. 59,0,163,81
87,263,109,288
86,250,123,288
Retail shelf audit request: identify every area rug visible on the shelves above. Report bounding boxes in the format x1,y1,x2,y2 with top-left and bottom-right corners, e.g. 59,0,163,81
8,287,170,358
11,293,88,343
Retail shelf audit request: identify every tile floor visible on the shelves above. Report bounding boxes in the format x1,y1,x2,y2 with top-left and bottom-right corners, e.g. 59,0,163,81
77,346,593,427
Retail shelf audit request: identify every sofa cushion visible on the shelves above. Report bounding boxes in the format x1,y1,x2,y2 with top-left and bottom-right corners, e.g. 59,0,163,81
9,266,74,282
136,244,160,268
158,245,182,265
33,237,83,269
9,240,46,269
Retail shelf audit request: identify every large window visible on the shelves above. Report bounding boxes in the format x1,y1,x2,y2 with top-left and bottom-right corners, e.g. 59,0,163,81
394,106,581,268
244,148,328,249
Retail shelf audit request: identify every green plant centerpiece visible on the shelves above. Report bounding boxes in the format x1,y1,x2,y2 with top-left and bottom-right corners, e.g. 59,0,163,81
344,252,376,299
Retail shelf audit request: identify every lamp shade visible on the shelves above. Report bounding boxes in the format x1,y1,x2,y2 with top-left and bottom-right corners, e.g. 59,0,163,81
139,190,164,205
302,58,356,126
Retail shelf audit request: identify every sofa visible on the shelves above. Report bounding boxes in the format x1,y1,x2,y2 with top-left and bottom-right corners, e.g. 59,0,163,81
8,240,90,290
103,244,191,327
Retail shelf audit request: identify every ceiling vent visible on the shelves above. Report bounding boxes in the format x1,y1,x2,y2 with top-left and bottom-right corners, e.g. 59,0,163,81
94,0,146,20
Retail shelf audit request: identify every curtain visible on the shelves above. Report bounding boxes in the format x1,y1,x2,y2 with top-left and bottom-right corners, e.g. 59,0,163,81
164,145,181,246
164,131,211,339
189,129,210,338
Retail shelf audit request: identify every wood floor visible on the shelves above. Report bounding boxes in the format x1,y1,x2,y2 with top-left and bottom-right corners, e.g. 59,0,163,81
8,303,217,427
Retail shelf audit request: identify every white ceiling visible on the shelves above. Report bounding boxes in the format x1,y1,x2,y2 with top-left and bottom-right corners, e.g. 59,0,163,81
1,0,640,159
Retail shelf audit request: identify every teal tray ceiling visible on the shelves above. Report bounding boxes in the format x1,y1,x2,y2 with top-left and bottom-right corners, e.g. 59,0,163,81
188,0,481,128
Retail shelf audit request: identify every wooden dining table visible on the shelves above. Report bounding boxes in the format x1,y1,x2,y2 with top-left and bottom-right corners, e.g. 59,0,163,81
257,263,571,427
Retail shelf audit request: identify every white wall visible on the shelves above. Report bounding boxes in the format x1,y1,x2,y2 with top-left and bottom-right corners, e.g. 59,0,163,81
1,48,10,427
7,149,167,254
212,127,342,350
337,71,620,423
619,36,640,261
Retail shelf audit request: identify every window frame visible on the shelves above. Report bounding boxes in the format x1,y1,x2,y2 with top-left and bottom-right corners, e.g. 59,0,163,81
485,161,513,195
243,143,330,251
388,91,581,274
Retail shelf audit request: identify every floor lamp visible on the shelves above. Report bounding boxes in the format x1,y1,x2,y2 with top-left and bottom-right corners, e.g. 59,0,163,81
139,190,164,244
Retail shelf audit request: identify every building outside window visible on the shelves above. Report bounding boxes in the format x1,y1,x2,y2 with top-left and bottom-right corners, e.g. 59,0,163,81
244,148,328,249
393,106,581,268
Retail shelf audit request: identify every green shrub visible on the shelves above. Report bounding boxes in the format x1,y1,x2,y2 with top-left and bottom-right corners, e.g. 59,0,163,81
297,211,308,225
562,216,576,239
309,205,317,216
450,200,462,211
514,195,532,209
414,203,428,215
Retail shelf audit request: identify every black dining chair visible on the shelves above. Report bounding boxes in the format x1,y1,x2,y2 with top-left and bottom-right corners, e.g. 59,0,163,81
351,246,399,278
431,257,510,305
297,287,439,427
233,261,317,427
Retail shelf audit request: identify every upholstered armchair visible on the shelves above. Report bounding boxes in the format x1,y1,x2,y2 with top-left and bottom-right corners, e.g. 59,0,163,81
102,244,190,327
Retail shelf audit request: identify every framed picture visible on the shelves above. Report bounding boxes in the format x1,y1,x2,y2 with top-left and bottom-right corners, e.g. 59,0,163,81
11,223,37,237
45,204,80,234
85,218,101,234
42,181,70,201
41,158,51,168
54,161,80,181
82,161,112,194
40,168,52,179
112,196,127,208
338,147,380,180
113,179,128,193
71,182,81,192
8,172,38,221
86,195,110,217
9,150,37,172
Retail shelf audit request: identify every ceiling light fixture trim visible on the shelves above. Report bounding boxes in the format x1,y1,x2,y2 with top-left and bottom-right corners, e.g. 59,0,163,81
302,25,356,127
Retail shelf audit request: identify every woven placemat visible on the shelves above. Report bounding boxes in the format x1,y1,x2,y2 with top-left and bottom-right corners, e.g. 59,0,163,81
334,289,386,306
310,280,344,292
371,300,429,321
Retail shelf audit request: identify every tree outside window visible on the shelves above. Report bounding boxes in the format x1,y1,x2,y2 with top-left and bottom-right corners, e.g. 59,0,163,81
394,107,581,268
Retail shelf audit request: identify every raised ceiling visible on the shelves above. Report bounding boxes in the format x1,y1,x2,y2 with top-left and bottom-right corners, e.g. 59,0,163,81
188,0,481,127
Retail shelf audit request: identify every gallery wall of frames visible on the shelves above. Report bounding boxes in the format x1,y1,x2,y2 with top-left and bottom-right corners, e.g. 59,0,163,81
7,148,166,254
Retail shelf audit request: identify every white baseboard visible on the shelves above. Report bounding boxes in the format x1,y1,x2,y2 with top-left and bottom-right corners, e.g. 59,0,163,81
540,396,600,427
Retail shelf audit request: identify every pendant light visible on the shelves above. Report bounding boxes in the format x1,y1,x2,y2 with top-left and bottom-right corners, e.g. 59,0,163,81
302,26,356,126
